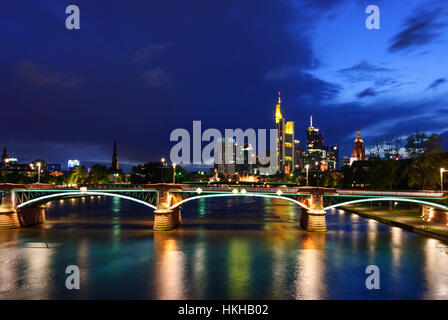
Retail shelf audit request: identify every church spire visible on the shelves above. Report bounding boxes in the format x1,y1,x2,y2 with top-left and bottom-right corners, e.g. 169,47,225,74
1,148,8,166
310,115,313,127
354,128,363,142
111,138,119,171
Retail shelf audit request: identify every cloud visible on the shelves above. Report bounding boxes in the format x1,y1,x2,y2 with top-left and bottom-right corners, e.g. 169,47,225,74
356,88,377,98
337,61,395,82
389,8,446,53
140,68,171,87
427,78,446,90
264,65,299,80
15,60,84,87
131,43,170,63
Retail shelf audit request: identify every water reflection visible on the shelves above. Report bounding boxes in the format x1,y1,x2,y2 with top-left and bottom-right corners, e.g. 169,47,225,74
295,232,327,300
153,232,186,300
198,198,206,217
228,239,251,299
20,243,54,299
391,227,403,268
0,230,20,295
423,238,448,299
191,232,206,297
0,196,447,299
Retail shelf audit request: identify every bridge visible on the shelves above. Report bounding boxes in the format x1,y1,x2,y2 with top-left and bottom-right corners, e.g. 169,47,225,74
0,183,447,232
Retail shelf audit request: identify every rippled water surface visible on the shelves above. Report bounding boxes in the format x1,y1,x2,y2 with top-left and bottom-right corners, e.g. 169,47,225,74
0,196,447,299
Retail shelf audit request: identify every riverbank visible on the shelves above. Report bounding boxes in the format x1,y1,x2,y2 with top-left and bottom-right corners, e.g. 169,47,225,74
341,205,448,243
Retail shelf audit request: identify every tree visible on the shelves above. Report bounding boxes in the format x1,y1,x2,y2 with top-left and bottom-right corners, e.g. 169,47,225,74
405,133,447,189
87,164,110,184
130,161,188,184
67,165,88,185
321,170,343,187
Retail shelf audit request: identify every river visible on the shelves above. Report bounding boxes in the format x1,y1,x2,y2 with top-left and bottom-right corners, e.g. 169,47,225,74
0,196,447,299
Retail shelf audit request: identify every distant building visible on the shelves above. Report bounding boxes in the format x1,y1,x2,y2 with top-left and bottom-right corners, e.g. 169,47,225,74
306,115,324,150
327,145,339,170
275,92,294,174
111,138,119,171
341,155,350,167
235,143,256,174
1,148,8,166
302,116,339,171
214,137,236,175
350,129,367,165
68,160,80,169
214,137,256,175
303,116,326,171
0,148,36,177
46,163,62,172
294,140,303,170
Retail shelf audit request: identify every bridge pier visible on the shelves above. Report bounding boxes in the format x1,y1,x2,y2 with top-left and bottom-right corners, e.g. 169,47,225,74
300,192,327,232
18,205,46,226
153,186,182,231
0,190,20,229
154,207,181,231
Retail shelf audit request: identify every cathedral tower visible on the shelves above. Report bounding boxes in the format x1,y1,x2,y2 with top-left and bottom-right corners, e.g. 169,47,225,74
350,129,367,165
111,138,119,171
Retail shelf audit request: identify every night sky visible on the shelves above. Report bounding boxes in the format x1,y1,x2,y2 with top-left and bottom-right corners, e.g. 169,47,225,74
1,0,447,171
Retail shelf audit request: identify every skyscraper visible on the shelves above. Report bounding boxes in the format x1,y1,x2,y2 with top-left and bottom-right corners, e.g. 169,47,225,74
306,115,324,149
327,145,339,170
303,116,326,171
111,138,119,171
275,92,294,174
214,137,236,175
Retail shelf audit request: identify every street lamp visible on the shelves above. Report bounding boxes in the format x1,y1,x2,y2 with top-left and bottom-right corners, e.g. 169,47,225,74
36,162,41,184
161,158,165,183
305,164,309,187
173,163,176,184
441,168,445,192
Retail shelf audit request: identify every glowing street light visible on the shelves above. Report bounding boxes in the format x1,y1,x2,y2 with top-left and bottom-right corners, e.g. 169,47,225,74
36,162,41,183
173,163,176,184
305,164,310,186
160,158,165,183
441,168,445,192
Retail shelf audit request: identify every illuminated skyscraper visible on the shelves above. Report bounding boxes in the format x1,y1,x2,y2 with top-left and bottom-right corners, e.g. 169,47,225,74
306,115,324,149
303,116,326,171
275,92,294,174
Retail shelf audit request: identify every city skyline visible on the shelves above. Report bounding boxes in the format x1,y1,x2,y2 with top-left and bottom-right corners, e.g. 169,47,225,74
2,1,448,304
1,0,447,171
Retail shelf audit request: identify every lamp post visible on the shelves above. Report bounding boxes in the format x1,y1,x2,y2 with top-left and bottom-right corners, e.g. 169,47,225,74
441,168,445,192
36,162,41,184
305,164,309,187
161,158,165,183
173,163,176,184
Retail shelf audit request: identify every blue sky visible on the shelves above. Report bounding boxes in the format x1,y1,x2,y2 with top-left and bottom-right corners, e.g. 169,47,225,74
0,0,447,171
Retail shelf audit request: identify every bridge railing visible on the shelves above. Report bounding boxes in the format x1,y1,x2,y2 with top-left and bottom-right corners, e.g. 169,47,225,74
335,189,444,198
178,186,303,194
